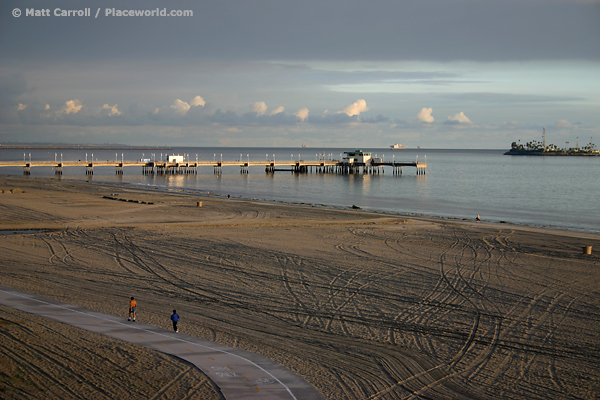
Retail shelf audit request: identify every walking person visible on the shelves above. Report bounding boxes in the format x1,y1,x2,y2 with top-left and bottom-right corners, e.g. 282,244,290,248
128,297,137,321
171,310,180,332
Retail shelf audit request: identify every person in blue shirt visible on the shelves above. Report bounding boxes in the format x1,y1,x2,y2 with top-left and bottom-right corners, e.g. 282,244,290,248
171,310,180,332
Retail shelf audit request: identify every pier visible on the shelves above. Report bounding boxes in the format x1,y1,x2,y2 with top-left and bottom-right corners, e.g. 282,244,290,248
0,151,426,176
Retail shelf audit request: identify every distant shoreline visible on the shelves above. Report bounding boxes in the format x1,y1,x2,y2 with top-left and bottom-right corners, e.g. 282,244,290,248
504,150,599,156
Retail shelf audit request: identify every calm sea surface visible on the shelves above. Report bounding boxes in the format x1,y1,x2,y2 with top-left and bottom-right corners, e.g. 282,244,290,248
1,147,599,234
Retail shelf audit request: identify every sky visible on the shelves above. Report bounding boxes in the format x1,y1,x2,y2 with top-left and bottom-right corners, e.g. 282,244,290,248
1,0,599,149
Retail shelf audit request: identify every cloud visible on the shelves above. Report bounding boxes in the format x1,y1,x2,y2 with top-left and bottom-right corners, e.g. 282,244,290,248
339,99,368,116
168,96,206,116
417,107,434,123
171,99,191,115
190,95,206,107
446,111,472,124
295,107,309,121
269,106,285,116
251,101,268,116
61,99,83,114
18,103,27,111
102,104,121,116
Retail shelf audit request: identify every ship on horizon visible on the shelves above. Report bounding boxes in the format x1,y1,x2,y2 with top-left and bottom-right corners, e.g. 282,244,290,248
390,143,407,150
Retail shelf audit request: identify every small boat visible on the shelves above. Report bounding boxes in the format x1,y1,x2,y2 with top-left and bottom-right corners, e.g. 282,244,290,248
390,143,407,150
301,144,308,148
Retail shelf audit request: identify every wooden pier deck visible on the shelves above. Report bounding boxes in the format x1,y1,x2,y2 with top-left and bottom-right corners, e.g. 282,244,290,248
0,159,426,176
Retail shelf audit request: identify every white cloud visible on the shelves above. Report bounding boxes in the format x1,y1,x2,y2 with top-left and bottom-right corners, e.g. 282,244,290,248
417,107,434,123
102,104,121,116
269,106,285,116
169,96,205,116
295,107,309,121
18,103,27,111
190,95,206,107
251,101,268,116
61,99,83,114
339,99,368,116
171,99,191,115
447,111,472,124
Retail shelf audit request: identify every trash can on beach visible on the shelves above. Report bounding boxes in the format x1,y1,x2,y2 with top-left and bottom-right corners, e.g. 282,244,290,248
582,246,592,255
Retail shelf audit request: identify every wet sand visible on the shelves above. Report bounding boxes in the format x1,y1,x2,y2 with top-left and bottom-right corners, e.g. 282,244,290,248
1,176,599,399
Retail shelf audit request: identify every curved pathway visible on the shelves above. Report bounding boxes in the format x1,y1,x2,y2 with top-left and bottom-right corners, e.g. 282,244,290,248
0,286,323,400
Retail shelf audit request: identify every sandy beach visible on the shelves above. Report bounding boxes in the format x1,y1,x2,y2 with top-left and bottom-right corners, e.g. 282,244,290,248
1,176,599,399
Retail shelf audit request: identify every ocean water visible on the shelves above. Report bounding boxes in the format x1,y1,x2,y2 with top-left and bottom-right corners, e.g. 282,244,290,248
1,147,599,234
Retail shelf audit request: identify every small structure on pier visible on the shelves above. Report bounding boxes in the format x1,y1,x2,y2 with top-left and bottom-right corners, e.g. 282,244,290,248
342,149,372,164
166,154,184,163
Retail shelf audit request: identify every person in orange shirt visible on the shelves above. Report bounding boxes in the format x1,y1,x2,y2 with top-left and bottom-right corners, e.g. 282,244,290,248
128,297,137,322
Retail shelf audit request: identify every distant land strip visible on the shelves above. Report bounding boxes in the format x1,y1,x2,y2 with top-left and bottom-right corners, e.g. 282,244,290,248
0,145,173,150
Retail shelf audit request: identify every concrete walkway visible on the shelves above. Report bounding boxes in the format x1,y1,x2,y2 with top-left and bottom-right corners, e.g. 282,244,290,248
0,286,323,400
